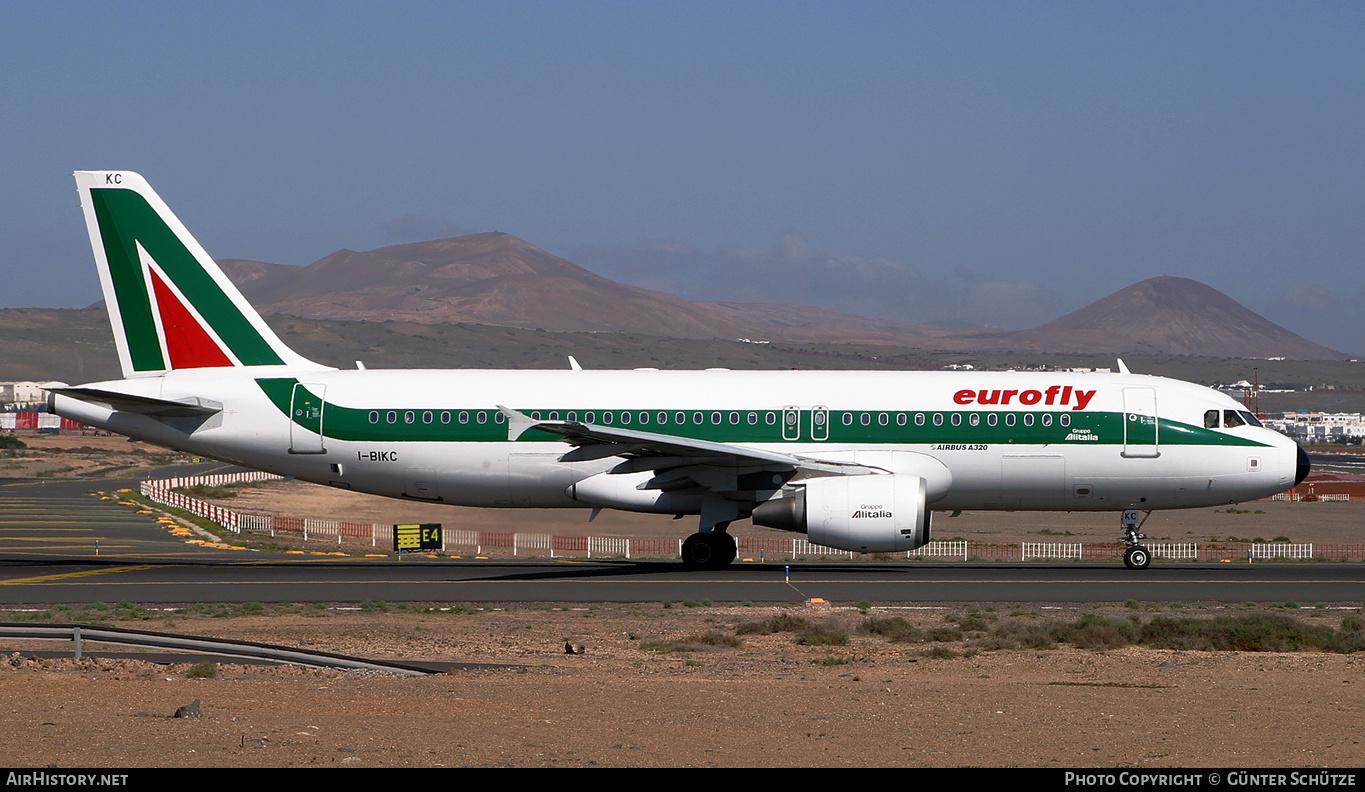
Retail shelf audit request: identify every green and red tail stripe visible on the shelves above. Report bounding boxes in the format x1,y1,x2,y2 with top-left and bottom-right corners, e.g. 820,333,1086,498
74,171,326,378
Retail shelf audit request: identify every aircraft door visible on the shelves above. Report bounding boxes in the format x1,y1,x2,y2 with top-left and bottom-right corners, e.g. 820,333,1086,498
811,407,829,441
289,383,326,454
1122,387,1159,458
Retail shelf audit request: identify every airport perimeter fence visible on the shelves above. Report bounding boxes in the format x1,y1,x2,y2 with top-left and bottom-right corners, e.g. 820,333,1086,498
137,472,1365,563
1272,492,1351,502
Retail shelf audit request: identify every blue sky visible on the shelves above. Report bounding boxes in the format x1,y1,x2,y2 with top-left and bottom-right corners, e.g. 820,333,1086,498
4,2,1363,352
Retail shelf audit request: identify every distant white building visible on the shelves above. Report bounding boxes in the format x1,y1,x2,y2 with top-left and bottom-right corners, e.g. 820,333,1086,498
0,381,67,407
1264,412,1365,443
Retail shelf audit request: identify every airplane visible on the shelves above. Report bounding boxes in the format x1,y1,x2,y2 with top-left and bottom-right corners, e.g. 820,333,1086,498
51,171,1310,570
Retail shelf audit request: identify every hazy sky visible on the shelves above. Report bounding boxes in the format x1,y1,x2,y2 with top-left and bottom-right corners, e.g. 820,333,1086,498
5,2,1363,352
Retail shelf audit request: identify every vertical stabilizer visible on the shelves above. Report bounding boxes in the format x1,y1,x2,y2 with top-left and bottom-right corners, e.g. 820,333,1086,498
74,171,327,378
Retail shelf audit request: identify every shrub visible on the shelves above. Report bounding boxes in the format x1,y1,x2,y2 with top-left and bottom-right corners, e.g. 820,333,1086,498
796,621,849,647
186,662,217,679
735,613,812,636
858,617,923,643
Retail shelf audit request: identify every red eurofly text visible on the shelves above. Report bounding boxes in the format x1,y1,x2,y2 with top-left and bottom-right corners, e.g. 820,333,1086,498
953,387,1096,410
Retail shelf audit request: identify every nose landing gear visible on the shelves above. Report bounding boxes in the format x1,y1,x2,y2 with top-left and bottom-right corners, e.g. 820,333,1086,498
1121,509,1152,570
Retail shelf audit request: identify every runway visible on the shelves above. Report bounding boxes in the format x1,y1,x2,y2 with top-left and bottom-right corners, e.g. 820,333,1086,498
2,473,1362,606
1,554,1363,605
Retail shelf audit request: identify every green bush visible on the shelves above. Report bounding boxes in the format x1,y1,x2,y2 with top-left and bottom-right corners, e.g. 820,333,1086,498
858,617,923,643
186,662,217,679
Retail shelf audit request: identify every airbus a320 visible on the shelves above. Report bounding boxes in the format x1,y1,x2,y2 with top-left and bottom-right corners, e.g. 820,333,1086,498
52,171,1310,570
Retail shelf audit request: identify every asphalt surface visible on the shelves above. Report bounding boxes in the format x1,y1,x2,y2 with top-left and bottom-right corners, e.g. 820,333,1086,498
1307,452,1365,477
1,470,1362,605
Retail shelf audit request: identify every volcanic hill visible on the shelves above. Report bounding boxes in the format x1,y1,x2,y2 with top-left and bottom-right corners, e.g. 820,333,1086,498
213,235,1345,359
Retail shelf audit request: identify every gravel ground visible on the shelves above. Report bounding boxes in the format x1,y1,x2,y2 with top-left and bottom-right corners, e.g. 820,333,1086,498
0,605,1361,768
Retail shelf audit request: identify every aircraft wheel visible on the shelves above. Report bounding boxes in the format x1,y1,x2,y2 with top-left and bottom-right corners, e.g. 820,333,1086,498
682,533,717,570
716,531,737,567
1123,545,1152,570
681,532,735,570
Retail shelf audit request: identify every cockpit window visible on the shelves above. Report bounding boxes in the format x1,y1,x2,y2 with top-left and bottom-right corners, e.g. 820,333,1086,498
1239,411,1263,427
1204,410,1220,429
1223,410,1245,428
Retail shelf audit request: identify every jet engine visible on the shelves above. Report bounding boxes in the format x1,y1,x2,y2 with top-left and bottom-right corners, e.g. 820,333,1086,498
752,473,932,553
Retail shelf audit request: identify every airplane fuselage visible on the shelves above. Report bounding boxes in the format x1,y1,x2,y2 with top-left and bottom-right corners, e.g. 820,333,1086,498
53,366,1301,514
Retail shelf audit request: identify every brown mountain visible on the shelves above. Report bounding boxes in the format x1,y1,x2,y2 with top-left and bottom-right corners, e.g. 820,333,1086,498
220,233,961,345
979,276,1350,359
214,235,1344,359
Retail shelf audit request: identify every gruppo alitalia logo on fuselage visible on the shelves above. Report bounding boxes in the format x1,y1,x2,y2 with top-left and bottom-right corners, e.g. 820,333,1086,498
953,386,1097,410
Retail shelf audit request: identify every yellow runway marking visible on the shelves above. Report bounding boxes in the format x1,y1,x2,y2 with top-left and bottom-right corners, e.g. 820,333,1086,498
0,543,132,549
1,565,158,586
0,534,101,539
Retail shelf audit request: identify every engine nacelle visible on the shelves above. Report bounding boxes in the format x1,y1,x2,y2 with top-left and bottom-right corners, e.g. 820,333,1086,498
753,474,932,553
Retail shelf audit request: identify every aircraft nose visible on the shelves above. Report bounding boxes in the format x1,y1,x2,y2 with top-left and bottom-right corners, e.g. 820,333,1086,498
1293,444,1311,489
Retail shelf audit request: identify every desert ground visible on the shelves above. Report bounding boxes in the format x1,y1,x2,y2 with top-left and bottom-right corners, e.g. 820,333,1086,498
1,605,1362,768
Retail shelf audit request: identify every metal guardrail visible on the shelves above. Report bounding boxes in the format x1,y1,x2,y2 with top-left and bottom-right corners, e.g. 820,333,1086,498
0,623,430,675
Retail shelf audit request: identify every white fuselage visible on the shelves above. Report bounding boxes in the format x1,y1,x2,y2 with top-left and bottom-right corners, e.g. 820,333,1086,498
53,366,1302,515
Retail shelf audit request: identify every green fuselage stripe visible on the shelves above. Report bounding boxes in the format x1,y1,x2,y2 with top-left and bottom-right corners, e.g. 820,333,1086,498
256,379,1270,448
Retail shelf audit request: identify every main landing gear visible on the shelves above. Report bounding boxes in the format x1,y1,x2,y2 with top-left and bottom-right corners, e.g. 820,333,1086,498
681,523,737,570
1121,509,1152,570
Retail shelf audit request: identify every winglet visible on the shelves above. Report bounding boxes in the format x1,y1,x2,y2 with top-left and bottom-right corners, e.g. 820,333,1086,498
1117,358,1131,375
568,356,583,371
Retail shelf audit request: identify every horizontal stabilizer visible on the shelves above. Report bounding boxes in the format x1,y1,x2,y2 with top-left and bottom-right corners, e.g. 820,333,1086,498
50,387,223,418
